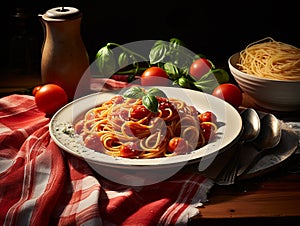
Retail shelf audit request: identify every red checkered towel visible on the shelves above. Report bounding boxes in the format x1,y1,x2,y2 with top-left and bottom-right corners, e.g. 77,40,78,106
0,94,214,226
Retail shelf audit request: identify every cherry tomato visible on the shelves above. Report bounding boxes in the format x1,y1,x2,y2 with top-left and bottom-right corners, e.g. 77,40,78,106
189,58,212,80
120,143,140,158
199,111,217,123
34,84,68,116
212,83,243,108
140,66,170,86
158,99,177,119
168,137,189,155
130,105,150,120
200,123,216,143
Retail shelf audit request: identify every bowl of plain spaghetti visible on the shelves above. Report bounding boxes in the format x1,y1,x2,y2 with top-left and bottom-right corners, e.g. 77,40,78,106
228,37,300,111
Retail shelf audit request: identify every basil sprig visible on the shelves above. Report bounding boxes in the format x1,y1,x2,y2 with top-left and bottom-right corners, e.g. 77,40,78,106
123,87,167,113
95,43,150,82
95,38,230,93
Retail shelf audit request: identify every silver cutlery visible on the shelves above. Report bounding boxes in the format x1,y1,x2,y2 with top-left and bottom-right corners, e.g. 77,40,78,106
216,108,260,185
237,113,282,177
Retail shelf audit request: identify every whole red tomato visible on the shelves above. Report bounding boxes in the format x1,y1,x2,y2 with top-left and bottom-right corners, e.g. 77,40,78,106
140,66,170,86
34,84,68,116
189,58,212,80
212,83,243,108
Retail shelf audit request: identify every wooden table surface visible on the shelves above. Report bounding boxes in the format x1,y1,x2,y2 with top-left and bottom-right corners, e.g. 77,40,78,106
189,93,300,225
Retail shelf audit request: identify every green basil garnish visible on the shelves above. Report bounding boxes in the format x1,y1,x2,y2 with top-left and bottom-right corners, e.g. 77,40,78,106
142,94,159,113
122,87,167,112
123,86,145,99
147,88,167,98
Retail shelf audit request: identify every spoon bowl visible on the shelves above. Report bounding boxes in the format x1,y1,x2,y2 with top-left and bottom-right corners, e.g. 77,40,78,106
240,108,261,142
237,113,282,177
253,113,282,151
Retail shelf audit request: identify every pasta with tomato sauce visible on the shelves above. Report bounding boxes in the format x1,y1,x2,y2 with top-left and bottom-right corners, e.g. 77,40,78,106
74,94,218,159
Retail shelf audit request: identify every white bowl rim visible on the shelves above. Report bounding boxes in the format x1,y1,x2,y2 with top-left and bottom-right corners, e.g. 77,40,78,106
228,52,300,83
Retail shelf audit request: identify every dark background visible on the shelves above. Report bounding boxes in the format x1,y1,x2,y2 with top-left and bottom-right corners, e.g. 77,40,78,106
1,0,299,77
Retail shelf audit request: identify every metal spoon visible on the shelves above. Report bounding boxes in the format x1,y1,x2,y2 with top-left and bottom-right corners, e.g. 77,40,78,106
237,113,282,177
216,108,261,185
240,108,261,142
253,113,282,150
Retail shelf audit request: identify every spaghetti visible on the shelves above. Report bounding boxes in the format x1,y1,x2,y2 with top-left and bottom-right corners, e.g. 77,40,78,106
75,93,218,159
237,37,300,80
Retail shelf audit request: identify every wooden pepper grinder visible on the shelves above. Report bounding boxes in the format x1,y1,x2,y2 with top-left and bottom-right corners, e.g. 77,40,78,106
40,7,90,100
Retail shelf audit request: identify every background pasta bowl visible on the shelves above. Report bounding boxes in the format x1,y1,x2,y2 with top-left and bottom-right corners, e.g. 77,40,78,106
228,52,300,112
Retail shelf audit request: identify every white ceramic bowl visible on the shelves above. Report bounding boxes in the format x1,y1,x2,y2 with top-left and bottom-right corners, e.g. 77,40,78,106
228,52,300,112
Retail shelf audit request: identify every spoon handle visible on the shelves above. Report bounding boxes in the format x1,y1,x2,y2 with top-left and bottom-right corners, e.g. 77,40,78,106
237,142,283,177
236,143,261,177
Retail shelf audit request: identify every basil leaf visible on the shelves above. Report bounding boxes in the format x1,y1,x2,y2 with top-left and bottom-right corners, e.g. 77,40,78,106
193,68,230,93
163,62,180,80
95,46,116,76
149,40,168,64
123,86,145,99
147,88,167,98
169,44,195,68
212,68,230,84
142,94,158,113
193,71,220,93
169,38,185,48
118,52,130,69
